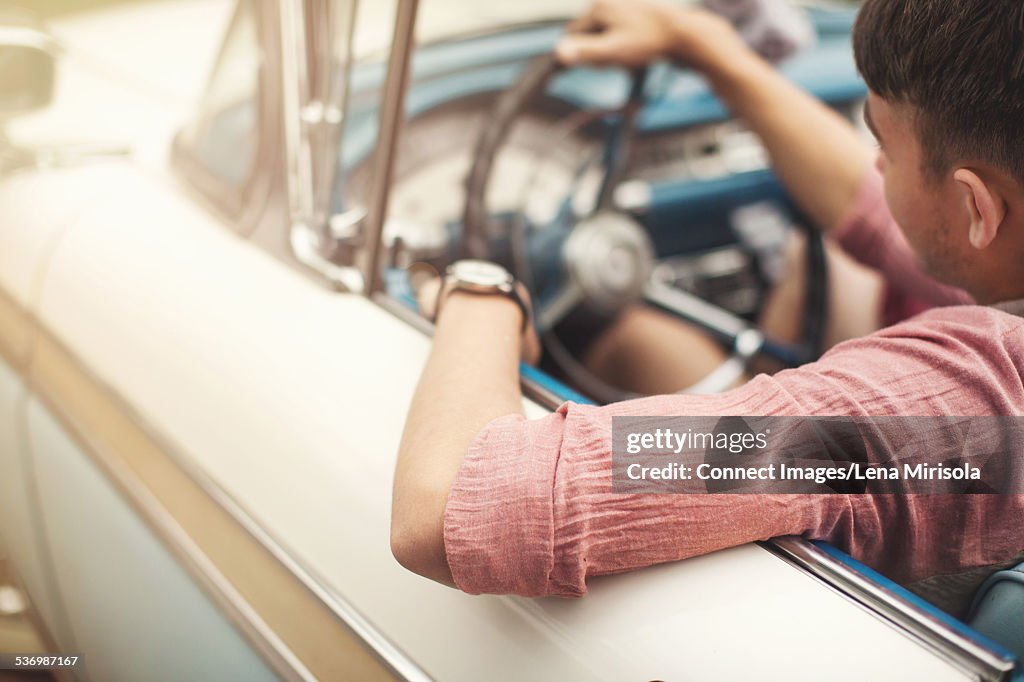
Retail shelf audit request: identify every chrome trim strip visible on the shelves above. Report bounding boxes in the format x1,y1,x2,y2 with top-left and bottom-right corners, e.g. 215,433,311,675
178,458,434,682
29,336,317,682
280,0,363,292
361,0,420,295
33,327,429,680
14,370,85,666
33,330,423,680
309,0,357,242
279,0,315,230
372,292,435,336
645,275,750,340
518,372,576,410
0,290,31,370
766,537,1015,682
290,221,365,291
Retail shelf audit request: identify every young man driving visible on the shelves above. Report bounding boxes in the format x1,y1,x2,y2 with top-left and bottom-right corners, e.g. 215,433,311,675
390,0,1024,611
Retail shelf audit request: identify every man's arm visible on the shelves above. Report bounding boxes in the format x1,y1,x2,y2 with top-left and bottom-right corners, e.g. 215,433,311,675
440,308,1024,597
390,2,877,589
390,291,530,585
557,0,875,233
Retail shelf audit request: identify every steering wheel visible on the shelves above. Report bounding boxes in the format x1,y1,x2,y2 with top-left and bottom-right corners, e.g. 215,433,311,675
462,54,828,403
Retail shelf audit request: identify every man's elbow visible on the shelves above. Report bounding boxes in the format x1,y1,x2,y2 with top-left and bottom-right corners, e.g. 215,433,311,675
390,509,455,587
389,520,431,575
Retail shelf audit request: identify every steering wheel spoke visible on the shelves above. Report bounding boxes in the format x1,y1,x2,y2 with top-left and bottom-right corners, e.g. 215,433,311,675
460,51,828,401
536,280,584,332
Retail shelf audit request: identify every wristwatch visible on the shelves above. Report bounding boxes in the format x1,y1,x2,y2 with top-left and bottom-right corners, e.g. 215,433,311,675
440,259,531,333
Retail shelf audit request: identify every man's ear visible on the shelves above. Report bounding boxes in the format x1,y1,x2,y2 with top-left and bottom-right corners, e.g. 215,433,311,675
953,168,1007,250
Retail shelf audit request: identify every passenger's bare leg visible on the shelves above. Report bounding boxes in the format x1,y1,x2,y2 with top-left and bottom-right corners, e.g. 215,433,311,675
583,305,734,394
581,234,886,395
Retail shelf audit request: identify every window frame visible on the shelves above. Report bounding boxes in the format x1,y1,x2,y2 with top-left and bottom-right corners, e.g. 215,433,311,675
171,0,281,236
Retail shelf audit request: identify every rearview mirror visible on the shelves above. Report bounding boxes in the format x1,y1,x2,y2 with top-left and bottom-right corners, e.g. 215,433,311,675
0,16,57,121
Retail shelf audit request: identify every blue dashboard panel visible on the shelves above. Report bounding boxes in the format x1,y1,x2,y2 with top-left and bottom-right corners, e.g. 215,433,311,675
340,8,865,174
642,170,792,255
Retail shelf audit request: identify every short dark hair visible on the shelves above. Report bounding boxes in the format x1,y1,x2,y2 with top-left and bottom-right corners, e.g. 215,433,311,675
853,0,1024,185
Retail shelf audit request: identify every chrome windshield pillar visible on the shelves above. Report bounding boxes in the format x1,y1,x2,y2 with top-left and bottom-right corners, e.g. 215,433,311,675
360,0,420,295
279,0,363,292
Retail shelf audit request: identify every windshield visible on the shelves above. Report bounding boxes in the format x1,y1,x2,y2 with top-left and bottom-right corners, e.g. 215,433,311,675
352,0,858,59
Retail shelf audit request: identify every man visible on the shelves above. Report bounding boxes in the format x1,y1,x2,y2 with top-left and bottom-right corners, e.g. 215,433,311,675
390,0,1024,609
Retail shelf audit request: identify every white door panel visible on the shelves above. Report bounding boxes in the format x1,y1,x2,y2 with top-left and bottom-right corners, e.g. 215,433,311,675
26,397,278,682
32,166,968,680
0,359,74,650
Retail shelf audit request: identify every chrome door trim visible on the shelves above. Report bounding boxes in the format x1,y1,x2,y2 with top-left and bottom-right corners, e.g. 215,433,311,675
0,289,31,371
279,0,363,292
766,537,1016,682
361,0,420,296
180,460,435,682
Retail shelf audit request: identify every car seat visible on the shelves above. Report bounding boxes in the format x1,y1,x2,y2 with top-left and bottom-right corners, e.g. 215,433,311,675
968,560,1024,664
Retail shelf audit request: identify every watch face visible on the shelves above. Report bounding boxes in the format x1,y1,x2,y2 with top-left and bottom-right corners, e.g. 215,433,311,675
450,259,511,288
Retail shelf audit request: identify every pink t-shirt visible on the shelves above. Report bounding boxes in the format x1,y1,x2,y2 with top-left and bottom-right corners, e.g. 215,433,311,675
443,170,1024,597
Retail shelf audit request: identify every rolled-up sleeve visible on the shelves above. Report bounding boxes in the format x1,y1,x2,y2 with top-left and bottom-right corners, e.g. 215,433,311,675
443,411,567,596
443,380,840,597
443,307,1024,597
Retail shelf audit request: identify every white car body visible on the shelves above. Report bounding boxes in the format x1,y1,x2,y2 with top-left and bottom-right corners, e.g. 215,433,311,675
0,1,1013,680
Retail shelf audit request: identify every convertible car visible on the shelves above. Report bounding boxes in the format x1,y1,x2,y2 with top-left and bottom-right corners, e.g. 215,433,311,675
0,0,1020,680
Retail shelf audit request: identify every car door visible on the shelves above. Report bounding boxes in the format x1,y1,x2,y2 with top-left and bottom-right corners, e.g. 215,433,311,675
0,2,294,680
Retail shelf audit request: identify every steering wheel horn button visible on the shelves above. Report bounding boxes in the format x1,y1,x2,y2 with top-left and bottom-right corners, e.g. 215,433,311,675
563,212,655,314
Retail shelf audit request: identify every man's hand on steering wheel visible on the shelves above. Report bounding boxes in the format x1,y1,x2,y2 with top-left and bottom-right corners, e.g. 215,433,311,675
555,0,742,71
